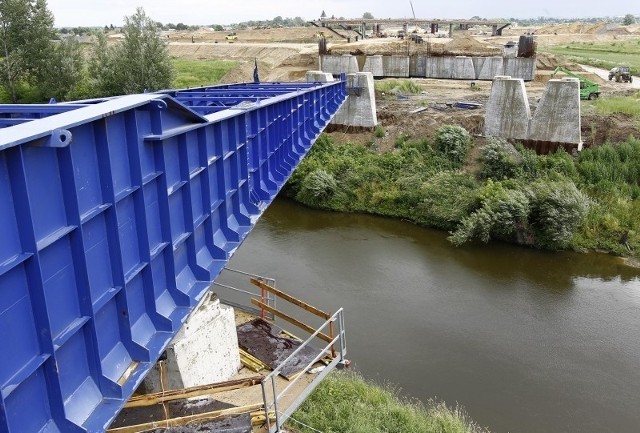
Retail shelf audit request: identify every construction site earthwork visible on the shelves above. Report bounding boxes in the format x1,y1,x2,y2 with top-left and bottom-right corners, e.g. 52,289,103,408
160,20,640,152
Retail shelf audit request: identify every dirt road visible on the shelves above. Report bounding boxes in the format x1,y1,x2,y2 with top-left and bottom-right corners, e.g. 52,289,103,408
579,64,639,89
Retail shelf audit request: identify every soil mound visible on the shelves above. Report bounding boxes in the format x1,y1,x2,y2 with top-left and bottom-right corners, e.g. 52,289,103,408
443,35,502,56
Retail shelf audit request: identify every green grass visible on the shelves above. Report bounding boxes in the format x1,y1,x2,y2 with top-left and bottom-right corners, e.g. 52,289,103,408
593,94,640,117
172,58,239,88
290,371,489,433
375,79,422,95
543,40,640,75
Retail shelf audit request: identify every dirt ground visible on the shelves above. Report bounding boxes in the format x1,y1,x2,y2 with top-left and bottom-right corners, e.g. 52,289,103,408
162,23,640,149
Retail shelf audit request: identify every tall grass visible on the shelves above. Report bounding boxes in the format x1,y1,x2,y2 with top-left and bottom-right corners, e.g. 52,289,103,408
375,79,422,94
172,58,238,88
290,372,489,433
593,95,640,117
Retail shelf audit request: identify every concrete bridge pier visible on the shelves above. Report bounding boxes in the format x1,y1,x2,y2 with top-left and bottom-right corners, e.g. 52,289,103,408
330,72,377,128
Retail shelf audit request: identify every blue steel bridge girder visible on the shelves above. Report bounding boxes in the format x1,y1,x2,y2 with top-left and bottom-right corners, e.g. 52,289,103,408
0,78,347,433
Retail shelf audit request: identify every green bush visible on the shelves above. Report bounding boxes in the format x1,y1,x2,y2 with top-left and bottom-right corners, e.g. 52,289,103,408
286,134,638,257
296,169,338,207
419,171,480,229
434,125,472,165
480,138,522,180
527,181,590,249
450,181,530,246
374,125,386,138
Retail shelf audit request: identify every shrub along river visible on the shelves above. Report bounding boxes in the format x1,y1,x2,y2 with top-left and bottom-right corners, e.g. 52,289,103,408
221,199,640,433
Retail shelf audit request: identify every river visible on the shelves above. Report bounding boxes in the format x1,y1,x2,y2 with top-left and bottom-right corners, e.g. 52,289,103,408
220,199,640,433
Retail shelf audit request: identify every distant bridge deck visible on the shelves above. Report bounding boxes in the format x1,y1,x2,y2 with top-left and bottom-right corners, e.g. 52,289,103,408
310,18,511,36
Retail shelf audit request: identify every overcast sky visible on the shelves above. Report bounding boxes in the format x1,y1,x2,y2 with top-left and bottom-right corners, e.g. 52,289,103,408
47,0,638,27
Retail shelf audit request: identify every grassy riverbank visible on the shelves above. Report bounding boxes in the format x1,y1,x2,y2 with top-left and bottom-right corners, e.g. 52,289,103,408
285,130,640,257
290,372,488,433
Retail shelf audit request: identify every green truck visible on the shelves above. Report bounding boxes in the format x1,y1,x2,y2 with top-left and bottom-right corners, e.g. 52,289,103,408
550,66,600,100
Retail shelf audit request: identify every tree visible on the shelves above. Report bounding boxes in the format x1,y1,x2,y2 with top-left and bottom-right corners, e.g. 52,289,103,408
89,8,174,96
39,37,84,100
622,14,635,26
0,0,60,102
362,12,374,19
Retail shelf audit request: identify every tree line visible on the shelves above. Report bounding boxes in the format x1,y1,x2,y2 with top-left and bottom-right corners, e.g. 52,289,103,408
0,2,173,103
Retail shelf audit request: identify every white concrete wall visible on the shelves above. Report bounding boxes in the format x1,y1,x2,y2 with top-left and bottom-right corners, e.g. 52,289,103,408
320,55,359,75
452,56,476,80
142,294,241,392
362,55,384,78
320,55,535,81
382,55,410,78
473,57,504,80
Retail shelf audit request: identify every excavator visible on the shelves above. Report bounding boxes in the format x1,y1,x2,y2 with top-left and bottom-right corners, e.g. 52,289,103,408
550,66,600,100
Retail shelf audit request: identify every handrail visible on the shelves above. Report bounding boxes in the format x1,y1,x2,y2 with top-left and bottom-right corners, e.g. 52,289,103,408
213,267,277,319
261,308,347,432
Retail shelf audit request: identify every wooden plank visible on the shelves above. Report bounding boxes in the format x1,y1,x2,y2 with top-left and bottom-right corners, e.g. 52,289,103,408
240,348,268,372
250,298,333,344
107,403,263,433
250,278,331,320
124,376,262,409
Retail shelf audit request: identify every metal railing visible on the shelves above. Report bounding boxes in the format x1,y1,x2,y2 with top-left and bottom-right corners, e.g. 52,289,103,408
261,308,347,433
213,267,277,319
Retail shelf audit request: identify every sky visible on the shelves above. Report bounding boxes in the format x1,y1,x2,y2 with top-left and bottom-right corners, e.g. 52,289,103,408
46,0,638,27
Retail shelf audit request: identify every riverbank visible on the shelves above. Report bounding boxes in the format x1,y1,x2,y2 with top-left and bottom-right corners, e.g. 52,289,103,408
284,131,640,258
290,372,488,433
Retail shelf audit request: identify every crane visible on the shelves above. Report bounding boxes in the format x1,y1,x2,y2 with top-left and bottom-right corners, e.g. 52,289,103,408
550,66,600,100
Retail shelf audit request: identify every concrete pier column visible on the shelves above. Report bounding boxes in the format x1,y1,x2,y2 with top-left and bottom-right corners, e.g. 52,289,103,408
529,78,582,149
449,23,453,37
306,70,335,82
331,72,377,128
484,76,531,140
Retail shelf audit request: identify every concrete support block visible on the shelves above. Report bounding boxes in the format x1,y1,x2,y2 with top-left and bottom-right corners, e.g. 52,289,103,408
331,72,377,128
485,76,582,152
473,57,504,80
362,55,384,78
411,56,427,78
320,55,359,75
141,295,240,392
529,78,582,147
425,57,453,79
305,70,335,83
484,76,531,140
503,57,536,81
452,56,476,80
382,55,410,77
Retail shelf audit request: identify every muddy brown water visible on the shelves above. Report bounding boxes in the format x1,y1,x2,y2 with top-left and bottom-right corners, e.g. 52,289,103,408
219,199,640,433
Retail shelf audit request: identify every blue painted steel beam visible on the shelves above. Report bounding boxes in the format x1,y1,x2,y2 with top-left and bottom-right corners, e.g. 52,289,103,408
0,79,347,432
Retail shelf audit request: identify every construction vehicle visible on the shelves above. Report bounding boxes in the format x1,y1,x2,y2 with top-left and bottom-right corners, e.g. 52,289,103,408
550,66,600,100
225,32,237,41
608,66,633,83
